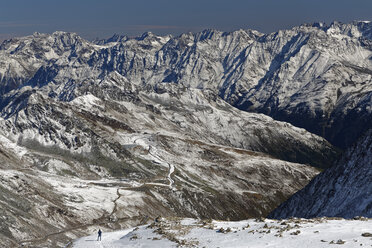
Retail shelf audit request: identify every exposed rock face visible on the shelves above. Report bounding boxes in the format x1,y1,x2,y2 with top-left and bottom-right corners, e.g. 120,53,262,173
269,129,372,219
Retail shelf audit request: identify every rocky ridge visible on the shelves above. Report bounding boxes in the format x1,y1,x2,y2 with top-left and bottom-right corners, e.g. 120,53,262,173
269,128,372,219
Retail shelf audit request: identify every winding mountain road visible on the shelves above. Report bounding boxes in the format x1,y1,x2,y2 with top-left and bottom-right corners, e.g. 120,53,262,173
133,135,175,189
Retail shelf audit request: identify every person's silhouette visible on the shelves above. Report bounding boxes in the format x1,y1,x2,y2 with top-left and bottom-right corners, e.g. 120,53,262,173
97,229,102,241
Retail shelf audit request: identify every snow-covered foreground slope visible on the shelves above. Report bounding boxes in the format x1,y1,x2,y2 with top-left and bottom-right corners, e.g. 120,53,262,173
72,217,372,248
0,128,320,247
269,129,372,219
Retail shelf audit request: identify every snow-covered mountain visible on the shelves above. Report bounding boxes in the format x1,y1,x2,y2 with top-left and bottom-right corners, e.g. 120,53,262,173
0,21,370,247
1,21,371,148
269,128,372,219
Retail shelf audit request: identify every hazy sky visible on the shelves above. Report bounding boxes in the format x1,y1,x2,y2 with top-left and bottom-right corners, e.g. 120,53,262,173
1,0,371,40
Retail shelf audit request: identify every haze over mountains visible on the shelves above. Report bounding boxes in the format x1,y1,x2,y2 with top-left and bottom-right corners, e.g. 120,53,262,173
0,21,370,247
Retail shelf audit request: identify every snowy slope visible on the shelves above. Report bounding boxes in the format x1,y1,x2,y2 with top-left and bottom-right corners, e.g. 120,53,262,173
269,129,372,218
72,217,372,248
0,129,320,247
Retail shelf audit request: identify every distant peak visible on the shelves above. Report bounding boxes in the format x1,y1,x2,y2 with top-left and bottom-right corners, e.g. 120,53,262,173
104,33,128,44
195,29,222,42
52,31,79,37
136,31,156,41
201,28,218,34
356,20,371,24
110,33,128,41
310,22,326,28
222,29,264,38
52,31,69,35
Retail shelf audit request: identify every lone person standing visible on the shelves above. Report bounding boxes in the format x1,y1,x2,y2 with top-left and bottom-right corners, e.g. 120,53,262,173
97,229,102,241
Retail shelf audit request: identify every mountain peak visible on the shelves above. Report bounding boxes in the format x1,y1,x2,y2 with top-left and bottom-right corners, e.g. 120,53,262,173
136,31,156,41
94,33,129,45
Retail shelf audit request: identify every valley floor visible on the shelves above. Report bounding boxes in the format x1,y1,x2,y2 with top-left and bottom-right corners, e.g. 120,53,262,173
72,217,372,248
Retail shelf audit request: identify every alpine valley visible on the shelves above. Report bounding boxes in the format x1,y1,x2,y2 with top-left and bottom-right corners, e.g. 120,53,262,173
0,21,370,247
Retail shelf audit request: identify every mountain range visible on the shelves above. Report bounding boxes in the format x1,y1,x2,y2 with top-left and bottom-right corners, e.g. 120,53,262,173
1,21,371,148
